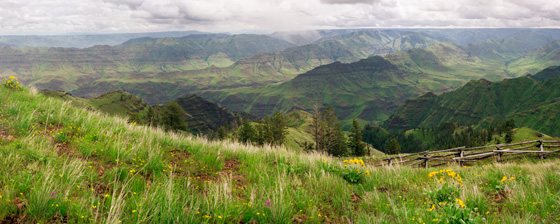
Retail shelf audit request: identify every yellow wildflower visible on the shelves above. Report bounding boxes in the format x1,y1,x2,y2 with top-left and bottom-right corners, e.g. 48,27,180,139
455,198,465,209
500,176,508,183
428,204,435,211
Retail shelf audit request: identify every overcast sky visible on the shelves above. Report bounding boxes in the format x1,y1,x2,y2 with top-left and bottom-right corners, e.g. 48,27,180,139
1,0,559,35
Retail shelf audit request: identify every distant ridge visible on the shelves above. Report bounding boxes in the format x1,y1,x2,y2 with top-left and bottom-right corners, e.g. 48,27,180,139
384,66,560,136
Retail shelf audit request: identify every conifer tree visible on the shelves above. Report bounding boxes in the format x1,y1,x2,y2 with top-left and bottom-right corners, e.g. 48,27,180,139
311,107,324,152
271,112,288,145
505,129,514,143
238,118,257,144
162,100,188,132
348,119,366,156
330,125,349,157
146,106,159,126
217,126,227,140
386,138,401,155
127,112,140,124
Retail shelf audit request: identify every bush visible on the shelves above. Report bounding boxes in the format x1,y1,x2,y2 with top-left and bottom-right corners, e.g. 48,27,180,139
2,76,23,90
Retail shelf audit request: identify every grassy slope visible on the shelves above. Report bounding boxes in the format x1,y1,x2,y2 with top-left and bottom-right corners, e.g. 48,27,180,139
40,90,149,119
1,85,559,223
384,67,560,136
507,41,560,75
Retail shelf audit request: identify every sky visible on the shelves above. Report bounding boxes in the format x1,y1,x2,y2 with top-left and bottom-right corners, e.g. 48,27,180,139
0,0,559,35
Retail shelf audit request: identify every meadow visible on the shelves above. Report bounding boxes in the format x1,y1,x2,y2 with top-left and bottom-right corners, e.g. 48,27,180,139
0,78,559,223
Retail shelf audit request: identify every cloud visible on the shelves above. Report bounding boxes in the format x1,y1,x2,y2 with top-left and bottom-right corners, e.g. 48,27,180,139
0,0,559,35
320,0,375,5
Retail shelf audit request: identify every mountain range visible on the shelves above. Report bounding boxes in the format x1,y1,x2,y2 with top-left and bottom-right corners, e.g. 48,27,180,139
199,31,560,128
3,28,560,131
384,66,560,136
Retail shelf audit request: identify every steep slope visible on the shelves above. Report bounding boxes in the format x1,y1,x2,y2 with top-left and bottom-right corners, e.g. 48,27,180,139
40,90,241,133
175,94,239,133
199,33,560,128
384,66,560,136
507,40,560,75
200,56,430,128
2,80,559,223
40,90,149,117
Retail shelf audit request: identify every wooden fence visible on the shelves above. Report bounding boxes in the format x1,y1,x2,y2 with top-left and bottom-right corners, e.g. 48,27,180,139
375,140,560,168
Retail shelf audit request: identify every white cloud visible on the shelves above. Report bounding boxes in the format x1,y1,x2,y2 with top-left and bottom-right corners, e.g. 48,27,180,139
0,0,558,35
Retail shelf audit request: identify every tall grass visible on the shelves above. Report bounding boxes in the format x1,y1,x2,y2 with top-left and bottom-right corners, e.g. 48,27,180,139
0,84,559,223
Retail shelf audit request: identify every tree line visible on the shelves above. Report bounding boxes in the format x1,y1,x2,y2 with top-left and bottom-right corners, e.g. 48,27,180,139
128,100,189,132
362,119,517,154
308,106,367,157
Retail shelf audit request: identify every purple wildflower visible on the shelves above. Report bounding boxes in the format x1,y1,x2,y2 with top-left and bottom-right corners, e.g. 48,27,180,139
51,190,56,198
265,199,271,207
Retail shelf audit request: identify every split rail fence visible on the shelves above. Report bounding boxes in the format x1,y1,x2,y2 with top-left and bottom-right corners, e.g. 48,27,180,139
375,140,560,168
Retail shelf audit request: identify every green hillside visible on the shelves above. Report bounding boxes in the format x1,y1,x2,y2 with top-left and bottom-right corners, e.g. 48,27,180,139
507,40,560,75
199,33,560,129
175,94,239,133
384,66,560,136
40,90,242,134
1,77,560,223
40,90,149,118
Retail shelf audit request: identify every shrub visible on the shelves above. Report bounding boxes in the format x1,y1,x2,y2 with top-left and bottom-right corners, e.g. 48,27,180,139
2,76,23,90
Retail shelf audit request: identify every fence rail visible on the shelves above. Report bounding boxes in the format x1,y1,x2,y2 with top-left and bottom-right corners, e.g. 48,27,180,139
376,140,560,168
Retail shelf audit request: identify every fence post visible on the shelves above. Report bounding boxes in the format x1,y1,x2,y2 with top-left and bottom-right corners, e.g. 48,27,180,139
539,140,545,160
459,149,464,166
387,158,393,166
424,153,429,168
496,146,502,162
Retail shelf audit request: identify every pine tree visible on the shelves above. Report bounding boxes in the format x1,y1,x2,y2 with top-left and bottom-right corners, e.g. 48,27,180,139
311,107,324,152
348,119,366,156
146,106,159,126
217,126,227,140
386,138,401,155
330,125,349,157
238,118,257,144
322,106,337,155
127,112,140,124
162,100,188,132
505,129,514,143
271,112,288,145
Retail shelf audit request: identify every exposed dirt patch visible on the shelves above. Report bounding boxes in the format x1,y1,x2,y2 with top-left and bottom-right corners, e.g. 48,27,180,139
51,212,68,224
218,159,245,189
195,172,218,182
55,142,75,156
0,129,14,141
293,214,309,223
222,159,240,172
0,198,28,224
489,189,509,203
90,183,111,196
45,125,63,134
166,150,191,176
351,193,362,203
0,213,27,224
377,187,389,192
90,159,115,179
